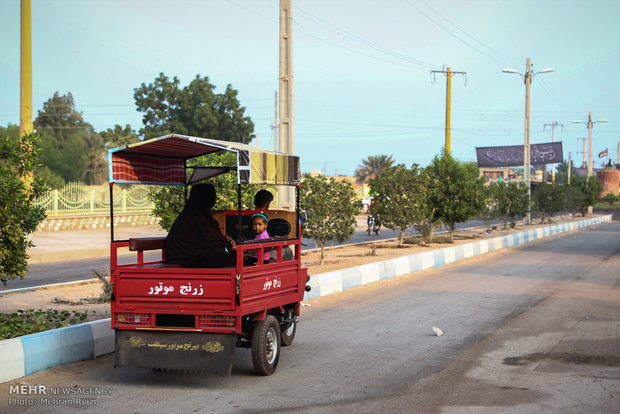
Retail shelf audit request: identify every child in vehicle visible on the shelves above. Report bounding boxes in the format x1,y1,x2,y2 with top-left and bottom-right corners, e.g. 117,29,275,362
252,213,271,263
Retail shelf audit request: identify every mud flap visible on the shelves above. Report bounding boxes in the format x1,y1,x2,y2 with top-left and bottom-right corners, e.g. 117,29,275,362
115,330,236,376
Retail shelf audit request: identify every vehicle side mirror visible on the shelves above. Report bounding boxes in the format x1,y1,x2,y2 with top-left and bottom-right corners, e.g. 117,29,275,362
299,212,308,224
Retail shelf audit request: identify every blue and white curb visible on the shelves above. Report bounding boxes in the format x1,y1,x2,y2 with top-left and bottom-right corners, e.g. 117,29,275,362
0,319,113,383
304,215,612,299
0,215,612,383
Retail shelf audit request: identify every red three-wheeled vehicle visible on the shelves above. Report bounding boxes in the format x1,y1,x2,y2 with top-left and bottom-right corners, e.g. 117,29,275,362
107,134,308,375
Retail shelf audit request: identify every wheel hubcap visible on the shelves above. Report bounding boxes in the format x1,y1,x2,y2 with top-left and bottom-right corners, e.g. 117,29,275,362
266,327,278,365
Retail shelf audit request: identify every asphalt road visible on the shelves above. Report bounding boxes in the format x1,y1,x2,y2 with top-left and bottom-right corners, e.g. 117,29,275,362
1,219,495,291
1,221,617,413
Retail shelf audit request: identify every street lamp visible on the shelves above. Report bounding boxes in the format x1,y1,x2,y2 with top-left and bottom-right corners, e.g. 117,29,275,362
503,58,554,225
573,113,608,178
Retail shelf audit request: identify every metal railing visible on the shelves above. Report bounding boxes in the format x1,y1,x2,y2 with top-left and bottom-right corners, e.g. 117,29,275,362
34,182,154,217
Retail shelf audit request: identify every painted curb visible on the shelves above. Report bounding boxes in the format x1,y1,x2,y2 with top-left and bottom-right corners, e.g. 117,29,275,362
304,215,612,300
0,215,612,383
0,318,112,383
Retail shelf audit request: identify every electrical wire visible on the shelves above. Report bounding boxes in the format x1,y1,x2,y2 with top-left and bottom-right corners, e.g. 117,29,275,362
417,0,519,66
403,0,509,67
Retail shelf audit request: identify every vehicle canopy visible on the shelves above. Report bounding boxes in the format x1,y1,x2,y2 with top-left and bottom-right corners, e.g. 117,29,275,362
108,133,301,187
107,133,302,242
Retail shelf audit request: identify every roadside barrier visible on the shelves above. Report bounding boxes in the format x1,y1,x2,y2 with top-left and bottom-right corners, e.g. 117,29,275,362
0,214,612,383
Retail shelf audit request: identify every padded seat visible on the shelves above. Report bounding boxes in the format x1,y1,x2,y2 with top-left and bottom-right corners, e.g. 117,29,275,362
129,237,166,251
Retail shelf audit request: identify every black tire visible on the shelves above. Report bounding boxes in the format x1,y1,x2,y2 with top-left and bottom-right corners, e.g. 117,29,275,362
251,315,280,375
280,312,297,347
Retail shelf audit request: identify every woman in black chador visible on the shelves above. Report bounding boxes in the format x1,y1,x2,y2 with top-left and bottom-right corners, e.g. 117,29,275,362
165,183,236,267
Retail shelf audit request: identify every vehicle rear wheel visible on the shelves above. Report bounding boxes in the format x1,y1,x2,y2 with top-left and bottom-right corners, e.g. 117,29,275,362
251,315,280,375
280,313,297,346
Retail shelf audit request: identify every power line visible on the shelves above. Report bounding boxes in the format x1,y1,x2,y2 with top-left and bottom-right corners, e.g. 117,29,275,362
293,4,440,70
403,0,509,67
417,0,518,65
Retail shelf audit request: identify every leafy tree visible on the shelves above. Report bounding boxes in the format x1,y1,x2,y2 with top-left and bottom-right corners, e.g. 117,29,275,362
489,181,530,229
570,176,604,215
34,92,98,185
369,164,428,246
0,133,47,285
427,151,486,240
602,192,618,205
550,161,576,185
564,185,584,214
0,124,20,142
479,184,498,231
354,154,394,183
134,73,254,142
532,182,565,224
300,174,361,264
100,124,140,148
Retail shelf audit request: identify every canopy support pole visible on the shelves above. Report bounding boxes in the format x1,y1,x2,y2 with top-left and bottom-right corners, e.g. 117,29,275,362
109,183,115,242
237,184,242,241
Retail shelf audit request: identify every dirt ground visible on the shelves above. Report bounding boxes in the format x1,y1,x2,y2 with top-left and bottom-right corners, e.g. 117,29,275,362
0,215,592,322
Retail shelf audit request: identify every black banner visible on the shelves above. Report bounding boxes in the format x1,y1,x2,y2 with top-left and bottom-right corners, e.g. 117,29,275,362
476,142,563,167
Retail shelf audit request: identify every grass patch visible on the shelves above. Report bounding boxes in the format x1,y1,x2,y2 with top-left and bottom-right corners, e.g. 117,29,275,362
403,235,454,245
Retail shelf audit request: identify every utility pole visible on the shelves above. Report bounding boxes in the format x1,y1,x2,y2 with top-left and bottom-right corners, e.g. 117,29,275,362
503,58,554,225
577,138,587,168
574,112,608,214
523,59,532,223
574,112,608,177
431,67,466,154
543,121,563,184
278,0,294,210
568,152,572,185
20,0,33,137
588,113,593,178
273,90,278,151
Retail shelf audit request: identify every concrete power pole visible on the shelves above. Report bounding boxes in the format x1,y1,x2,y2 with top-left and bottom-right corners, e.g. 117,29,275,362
568,152,572,185
273,90,278,152
523,58,532,224
503,58,554,225
278,0,294,210
431,67,466,154
587,112,594,178
20,0,33,137
543,121,563,184
578,138,587,168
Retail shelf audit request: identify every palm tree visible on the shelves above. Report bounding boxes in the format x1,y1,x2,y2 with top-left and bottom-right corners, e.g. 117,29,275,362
81,133,107,185
354,154,394,183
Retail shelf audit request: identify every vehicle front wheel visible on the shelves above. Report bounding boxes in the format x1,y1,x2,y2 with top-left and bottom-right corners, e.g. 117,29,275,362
251,315,280,375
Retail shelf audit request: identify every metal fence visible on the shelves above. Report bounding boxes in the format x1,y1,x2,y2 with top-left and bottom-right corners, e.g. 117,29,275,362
34,182,154,217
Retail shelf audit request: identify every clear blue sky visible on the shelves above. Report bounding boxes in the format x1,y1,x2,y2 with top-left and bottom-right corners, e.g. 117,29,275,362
1,0,619,175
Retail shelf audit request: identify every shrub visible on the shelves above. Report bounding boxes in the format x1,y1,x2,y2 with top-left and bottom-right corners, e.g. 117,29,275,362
602,192,618,205
0,309,89,340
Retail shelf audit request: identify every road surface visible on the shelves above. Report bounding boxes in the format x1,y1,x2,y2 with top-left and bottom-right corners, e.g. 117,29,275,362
1,220,617,413
1,219,495,291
